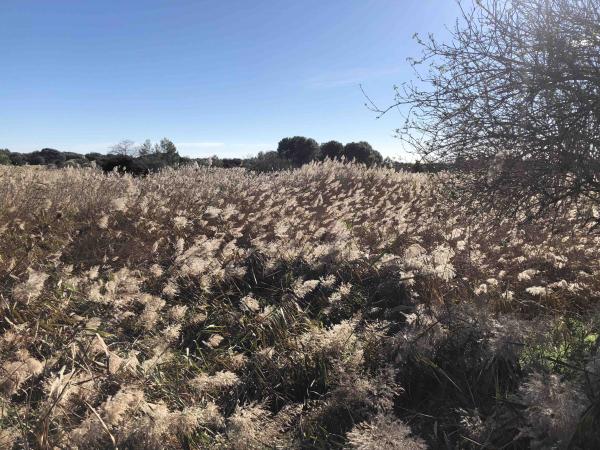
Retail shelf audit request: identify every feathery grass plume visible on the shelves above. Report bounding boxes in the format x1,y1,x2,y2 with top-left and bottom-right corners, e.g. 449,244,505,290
191,371,239,394
11,268,48,303
0,420,20,449
97,214,109,229
1,349,44,396
240,294,260,313
518,373,588,448
44,369,97,411
346,414,427,449
68,386,145,448
138,294,166,330
109,197,128,212
168,304,188,321
224,403,282,450
205,334,224,348
526,286,547,297
291,278,320,299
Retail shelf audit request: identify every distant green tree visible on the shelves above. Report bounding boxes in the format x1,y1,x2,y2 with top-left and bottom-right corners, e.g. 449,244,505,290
85,152,104,161
157,138,179,165
277,136,320,167
245,151,293,172
38,148,65,164
320,140,344,161
62,152,82,161
9,153,25,165
30,155,46,165
137,139,153,156
0,149,11,165
343,141,382,166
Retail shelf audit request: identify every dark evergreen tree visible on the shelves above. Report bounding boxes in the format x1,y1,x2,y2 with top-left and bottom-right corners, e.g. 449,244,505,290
343,142,382,166
320,140,345,160
277,136,320,167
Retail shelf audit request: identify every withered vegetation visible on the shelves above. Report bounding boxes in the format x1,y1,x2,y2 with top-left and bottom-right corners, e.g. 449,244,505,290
1,162,599,449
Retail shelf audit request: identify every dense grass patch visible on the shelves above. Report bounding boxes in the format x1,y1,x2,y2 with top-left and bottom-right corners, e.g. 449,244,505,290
1,162,599,449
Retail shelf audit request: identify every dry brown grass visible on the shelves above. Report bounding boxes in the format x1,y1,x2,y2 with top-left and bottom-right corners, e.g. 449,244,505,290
1,162,599,449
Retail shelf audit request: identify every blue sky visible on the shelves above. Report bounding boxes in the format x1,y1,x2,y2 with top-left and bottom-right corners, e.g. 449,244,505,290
1,0,461,159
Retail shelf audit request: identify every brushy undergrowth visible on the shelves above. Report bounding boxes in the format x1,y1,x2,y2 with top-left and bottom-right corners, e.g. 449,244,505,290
1,161,599,449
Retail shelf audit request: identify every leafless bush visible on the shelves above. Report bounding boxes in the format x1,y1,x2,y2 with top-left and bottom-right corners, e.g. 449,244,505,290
377,0,600,226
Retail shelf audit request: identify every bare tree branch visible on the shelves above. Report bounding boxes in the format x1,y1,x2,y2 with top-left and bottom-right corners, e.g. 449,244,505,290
383,0,600,226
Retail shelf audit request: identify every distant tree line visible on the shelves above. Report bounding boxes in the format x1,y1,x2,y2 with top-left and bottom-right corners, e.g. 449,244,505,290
0,138,185,175
1,136,430,174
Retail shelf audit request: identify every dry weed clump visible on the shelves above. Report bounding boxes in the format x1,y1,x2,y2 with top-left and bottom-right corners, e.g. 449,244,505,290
1,161,599,449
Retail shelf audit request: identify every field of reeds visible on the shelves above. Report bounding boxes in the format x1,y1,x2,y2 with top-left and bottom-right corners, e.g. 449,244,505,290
1,161,599,449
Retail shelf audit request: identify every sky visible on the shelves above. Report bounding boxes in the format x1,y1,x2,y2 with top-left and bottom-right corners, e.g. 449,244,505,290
1,0,461,160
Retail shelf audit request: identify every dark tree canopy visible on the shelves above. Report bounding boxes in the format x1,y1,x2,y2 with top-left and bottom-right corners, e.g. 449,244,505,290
157,138,179,164
320,140,345,160
382,0,600,225
30,155,46,165
3,136,383,173
277,136,320,167
39,148,65,162
343,141,383,166
138,139,153,156
158,138,177,155
319,140,382,166
245,151,293,172
8,153,25,166
0,149,11,165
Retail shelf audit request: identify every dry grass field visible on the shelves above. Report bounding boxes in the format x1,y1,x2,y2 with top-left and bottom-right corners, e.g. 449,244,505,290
1,162,599,449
